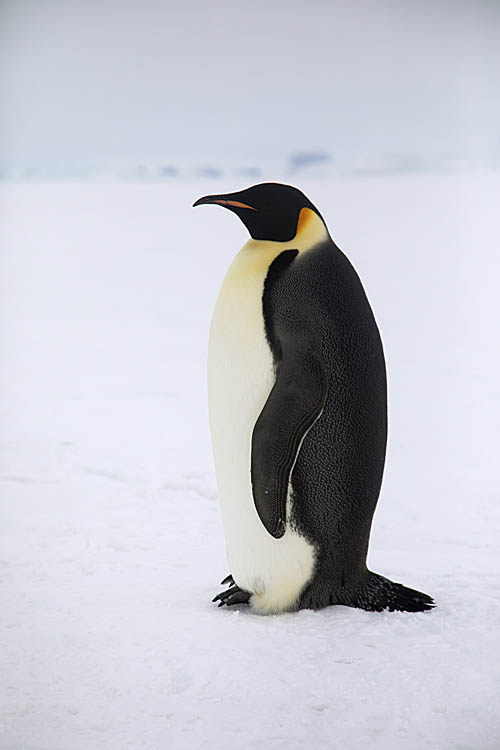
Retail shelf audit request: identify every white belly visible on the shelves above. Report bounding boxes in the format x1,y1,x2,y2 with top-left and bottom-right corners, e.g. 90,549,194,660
207,241,316,614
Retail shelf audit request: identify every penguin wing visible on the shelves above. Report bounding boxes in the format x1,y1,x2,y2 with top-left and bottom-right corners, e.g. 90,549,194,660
251,343,327,538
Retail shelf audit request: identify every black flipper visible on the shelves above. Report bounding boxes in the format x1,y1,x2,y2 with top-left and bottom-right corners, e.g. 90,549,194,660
251,345,327,539
351,572,435,612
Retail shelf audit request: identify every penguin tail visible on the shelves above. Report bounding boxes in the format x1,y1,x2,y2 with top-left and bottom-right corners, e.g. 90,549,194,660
352,571,435,613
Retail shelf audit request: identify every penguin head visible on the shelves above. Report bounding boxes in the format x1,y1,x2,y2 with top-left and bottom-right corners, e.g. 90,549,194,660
193,182,323,242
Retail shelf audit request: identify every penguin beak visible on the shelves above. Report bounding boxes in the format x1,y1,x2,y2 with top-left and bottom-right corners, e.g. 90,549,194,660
193,194,257,211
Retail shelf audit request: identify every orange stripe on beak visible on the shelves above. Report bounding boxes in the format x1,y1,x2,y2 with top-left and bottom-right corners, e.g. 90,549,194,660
215,199,257,211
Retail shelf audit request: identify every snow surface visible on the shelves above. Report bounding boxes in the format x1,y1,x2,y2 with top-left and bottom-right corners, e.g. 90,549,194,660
1,175,499,749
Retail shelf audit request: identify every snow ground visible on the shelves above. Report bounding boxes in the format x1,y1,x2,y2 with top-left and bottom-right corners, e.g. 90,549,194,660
1,175,499,750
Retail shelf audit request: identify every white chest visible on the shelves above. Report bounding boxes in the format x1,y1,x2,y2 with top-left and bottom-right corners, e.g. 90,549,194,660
207,242,316,614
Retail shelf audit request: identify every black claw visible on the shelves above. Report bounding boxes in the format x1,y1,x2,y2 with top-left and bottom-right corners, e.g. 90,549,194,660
212,585,238,603
220,574,234,586
225,591,251,607
212,582,251,608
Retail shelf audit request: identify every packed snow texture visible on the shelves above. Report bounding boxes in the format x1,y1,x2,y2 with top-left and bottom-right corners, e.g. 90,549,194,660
1,176,499,750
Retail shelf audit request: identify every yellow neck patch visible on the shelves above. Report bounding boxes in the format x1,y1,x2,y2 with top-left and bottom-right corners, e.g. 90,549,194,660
292,207,328,251
296,207,315,235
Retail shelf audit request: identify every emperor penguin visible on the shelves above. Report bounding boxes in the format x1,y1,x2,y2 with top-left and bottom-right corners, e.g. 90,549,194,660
193,183,434,615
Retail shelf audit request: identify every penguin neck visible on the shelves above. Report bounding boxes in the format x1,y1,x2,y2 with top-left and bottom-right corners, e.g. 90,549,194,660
243,208,329,256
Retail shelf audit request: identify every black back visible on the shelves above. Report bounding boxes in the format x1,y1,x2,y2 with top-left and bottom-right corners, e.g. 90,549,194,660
261,238,388,606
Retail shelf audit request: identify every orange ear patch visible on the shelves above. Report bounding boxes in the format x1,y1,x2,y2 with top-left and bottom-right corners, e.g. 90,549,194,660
296,207,314,235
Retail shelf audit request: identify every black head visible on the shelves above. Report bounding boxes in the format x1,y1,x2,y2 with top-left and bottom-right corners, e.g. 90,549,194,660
193,182,322,242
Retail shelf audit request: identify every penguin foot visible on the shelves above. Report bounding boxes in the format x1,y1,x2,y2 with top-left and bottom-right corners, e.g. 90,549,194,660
212,582,250,608
353,571,435,613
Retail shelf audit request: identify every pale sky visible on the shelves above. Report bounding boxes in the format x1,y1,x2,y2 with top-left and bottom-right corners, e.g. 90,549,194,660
1,0,499,169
